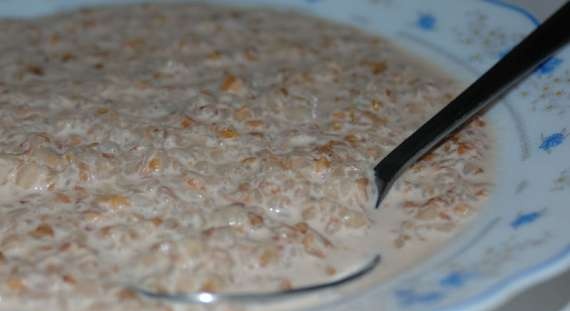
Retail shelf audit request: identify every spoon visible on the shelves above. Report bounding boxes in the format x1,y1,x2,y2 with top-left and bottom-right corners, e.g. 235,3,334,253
135,2,570,305
374,1,570,208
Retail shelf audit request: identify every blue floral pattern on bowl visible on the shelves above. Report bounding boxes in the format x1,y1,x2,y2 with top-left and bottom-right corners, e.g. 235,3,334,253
0,0,569,310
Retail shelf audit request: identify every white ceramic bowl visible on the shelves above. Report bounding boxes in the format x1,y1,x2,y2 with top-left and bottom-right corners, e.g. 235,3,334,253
1,1,569,310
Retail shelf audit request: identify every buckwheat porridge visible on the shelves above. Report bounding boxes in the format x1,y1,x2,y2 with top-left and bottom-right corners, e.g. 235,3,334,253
0,3,493,311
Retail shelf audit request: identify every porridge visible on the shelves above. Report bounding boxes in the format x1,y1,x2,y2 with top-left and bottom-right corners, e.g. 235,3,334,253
0,3,493,311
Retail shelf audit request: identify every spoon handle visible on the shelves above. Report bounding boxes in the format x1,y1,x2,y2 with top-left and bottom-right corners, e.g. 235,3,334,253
374,2,570,208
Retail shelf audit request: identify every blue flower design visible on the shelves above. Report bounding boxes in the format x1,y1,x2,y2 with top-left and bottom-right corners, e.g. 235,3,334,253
536,57,563,75
416,13,436,30
511,211,543,229
395,289,444,306
540,130,567,153
439,271,475,288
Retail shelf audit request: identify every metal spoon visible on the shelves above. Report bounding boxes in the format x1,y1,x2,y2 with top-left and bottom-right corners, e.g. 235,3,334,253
374,1,570,208
135,2,570,305
134,255,380,304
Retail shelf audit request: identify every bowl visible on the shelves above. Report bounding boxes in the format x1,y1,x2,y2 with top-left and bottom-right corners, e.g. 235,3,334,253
1,1,569,310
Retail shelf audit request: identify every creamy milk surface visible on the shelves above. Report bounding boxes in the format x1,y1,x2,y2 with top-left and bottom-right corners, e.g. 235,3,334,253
0,4,493,311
